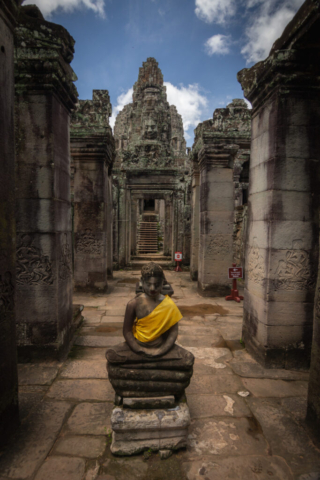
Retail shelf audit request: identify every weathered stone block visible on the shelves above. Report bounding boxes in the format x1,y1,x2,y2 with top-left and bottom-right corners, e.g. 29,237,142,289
110,400,190,455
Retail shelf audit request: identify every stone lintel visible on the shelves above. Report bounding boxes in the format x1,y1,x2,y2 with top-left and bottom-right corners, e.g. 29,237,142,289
237,1,320,112
71,136,114,167
199,144,239,171
14,6,78,112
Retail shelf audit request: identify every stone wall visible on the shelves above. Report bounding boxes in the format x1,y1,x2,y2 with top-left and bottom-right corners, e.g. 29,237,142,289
0,0,21,445
14,6,78,359
71,90,115,292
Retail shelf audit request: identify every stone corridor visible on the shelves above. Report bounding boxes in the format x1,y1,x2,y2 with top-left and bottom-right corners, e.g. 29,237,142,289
0,271,319,480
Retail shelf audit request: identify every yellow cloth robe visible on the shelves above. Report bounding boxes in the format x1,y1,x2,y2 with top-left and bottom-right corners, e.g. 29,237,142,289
132,295,182,343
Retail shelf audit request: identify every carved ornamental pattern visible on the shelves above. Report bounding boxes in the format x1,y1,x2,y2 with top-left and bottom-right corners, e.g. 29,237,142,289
207,235,230,257
59,234,72,280
76,229,103,255
16,235,54,286
246,240,265,285
273,243,316,291
0,271,14,313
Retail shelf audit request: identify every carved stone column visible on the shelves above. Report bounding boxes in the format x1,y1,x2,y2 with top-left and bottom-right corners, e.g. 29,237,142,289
106,172,114,278
164,195,172,257
190,162,200,280
198,145,236,296
0,0,21,444
14,6,78,359
71,90,115,292
118,176,128,268
238,0,320,369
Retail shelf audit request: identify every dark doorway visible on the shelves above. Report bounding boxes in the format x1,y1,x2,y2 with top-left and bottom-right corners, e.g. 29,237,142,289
144,199,155,211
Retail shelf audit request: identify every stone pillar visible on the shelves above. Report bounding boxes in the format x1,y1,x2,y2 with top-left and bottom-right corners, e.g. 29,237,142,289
198,145,235,296
71,90,115,292
130,197,138,256
14,6,78,359
118,180,128,268
0,0,21,444
164,197,172,257
106,172,114,278
237,0,320,369
190,163,200,280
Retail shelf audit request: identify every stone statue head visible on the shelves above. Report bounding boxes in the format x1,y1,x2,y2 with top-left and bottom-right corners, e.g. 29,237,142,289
143,118,158,140
141,262,165,297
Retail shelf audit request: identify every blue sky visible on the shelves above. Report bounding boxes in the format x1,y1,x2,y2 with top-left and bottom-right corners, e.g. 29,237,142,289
24,0,304,145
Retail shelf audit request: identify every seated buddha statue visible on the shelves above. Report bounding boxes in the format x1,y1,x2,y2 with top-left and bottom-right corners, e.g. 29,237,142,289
106,262,194,399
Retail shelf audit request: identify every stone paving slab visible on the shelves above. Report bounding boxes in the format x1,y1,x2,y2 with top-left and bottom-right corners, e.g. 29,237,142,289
74,336,123,347
178,333,226,348
182,455,294,480
18,386,48,421
18,364,59,386
101,316,124,324
34,456,85,480
186,417,268,456
215,322,243,341
69,347,107,361
73,295,107,307
53,435,106,458
46,379,114,402
186,374,244,395
66,402,114,434
179,346,233,368
247,398,320,475
60,360,107,379
0,401,71,479
192,359,234,376
242,378,309,397
187,393,251,418
103,308,126,316
229,360,310,381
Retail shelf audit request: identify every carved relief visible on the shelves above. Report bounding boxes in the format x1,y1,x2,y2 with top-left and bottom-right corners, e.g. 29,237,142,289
207,235,230,257
247,240,265,285
273,242,316,291
59,234,72,280
0,271,14,313
76,229,103,255
16,235,54,286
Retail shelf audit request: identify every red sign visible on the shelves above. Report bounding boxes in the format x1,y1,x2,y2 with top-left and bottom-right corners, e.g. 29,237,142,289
175,252,183,261
228,267,243,279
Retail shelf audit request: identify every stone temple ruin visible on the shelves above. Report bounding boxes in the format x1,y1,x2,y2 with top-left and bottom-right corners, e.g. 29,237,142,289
113,58,191,268
1,0,320,474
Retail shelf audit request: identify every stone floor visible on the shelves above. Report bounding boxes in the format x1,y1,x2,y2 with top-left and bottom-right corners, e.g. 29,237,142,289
0,270,319,480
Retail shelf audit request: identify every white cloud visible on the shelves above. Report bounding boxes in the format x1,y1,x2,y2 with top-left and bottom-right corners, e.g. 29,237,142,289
164,82,208,134
110,88,133,130
241,0,304,63
205,34,231,55
23,0,106,18
195,0,236,25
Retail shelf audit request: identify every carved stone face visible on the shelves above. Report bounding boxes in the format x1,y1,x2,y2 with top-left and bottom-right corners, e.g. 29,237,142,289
141,275,163,298
143,118,158,140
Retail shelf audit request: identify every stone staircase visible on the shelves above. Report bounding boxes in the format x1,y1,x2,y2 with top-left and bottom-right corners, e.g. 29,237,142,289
137,222,158,254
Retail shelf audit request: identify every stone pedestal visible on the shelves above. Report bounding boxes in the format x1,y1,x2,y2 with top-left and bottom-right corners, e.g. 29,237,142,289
14,6,78,359
0,0,21,444
198,145,235,296
71,90,115,292
190,165,200,280
110,398,190,456
237,0,320,369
